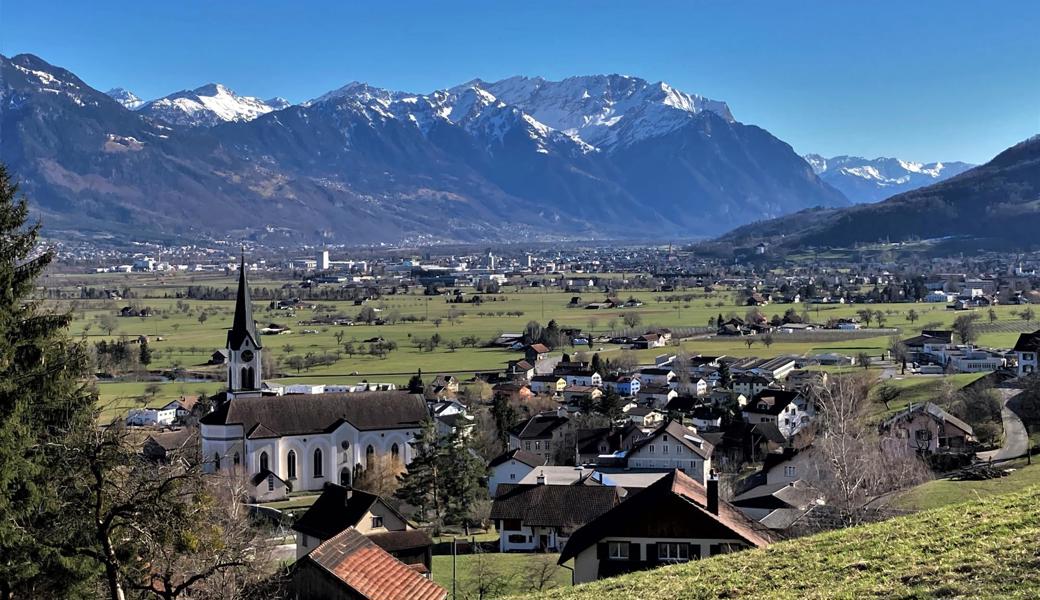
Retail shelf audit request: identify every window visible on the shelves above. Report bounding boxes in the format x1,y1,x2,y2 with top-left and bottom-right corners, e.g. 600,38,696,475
259,451,269,473
313,448,323,478
658,543,689,562
287,450,297,479
676,446,683,454
391,443,400,462
784,465,796,477
214,453,221,471
509,473,516,480
366,445,374,469
525,441,532,451
535,441,541,450
662,445,668,454
608,542,629,560
371,516,384,528
502,519,523,531
649,445,655,454
507,534,527,544
301,534,308,548
267,475,274,491
233,452,240,466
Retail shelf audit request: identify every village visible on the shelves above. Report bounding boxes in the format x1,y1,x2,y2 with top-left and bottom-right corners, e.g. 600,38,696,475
99,248,1040,599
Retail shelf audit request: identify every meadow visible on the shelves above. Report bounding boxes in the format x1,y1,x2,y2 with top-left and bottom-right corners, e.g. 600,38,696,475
41,270,1040,419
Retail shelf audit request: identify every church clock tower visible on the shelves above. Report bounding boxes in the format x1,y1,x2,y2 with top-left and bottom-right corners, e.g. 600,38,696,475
227,250,263,397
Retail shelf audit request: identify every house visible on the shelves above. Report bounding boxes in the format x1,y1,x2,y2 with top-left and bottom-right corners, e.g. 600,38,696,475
493,382,534,403
530,375,567,395
434,412,475,438
488,449,546,496
674,377,709,397
625,420,713,483
160,396,199,422
689,406,725,431
625,406,664,428
508,412,572,463
292,483,433,569
632,333,667,350
209,349,229,365
880,402,976,452
562,370,602,387
505,360,536,381
142,428,198,463
1013,330,1040,376
126,406,177,427
563,385,603,406
732,374,772,398
525,343,551,364
602,374,640,396
637,385,678,409
291,528,446,600
576,424,645,464
251,469,291,503
558,470,770,584
429,374,459,395
490,481,619,552
742,389,814,439
637,368,676,386
730,479,822,531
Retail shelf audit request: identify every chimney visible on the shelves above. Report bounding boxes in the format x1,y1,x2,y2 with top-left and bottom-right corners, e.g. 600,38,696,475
536,471,546,485
706,469,719,515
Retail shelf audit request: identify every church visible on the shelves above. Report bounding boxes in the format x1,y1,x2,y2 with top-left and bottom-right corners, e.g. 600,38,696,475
200,254,428,495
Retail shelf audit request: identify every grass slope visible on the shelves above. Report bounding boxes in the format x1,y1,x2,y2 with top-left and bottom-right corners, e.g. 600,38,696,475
530,486,1040,599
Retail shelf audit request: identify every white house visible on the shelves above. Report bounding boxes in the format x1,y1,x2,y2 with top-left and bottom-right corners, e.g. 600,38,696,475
625,421,713,483
490,481,619,552
1014,330,1040,376
127,406,177,427
487,449,545,496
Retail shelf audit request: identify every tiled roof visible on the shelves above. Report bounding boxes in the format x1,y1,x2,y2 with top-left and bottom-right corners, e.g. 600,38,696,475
292,484,380,539
508,413,569,440
631,420,714,459
489,448,545,469
1013,330,1040,353
303,527,445,600
368,529,434,553
490,483,619,530
200,391,428,437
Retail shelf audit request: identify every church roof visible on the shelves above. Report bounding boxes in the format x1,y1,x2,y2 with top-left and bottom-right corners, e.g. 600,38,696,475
227,251,261,350
200,391,428,437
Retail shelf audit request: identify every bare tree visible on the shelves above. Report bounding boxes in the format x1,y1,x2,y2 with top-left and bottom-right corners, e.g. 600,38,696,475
464,547,512,600
524,553,560,593
354,453,406,499
811,374,931,527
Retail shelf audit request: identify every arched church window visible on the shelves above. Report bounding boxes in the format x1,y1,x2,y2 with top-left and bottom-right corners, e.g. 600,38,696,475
287,450,297,479
366,445,374,469
240,367,248,388
233,452,240,466
259,451,269,473
313,448,324,478
340,467,351,486
214,453,221,471
391,443,400,462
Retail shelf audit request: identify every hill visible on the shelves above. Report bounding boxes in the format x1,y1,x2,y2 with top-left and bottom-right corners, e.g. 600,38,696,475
720,135,1040,253
530,485,1040,599
0,53,848,244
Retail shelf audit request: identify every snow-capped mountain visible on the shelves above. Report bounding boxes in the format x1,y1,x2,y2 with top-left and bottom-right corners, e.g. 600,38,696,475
476,75,734,149
137,83,287,127
2,52,849,243
105,87,144,109
805,154,974,203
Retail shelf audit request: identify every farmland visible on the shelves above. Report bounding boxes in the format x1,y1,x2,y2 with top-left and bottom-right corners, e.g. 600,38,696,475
40,269,1040,419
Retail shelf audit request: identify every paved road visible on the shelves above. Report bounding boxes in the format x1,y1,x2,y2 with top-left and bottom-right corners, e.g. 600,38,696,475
978,388,1029,462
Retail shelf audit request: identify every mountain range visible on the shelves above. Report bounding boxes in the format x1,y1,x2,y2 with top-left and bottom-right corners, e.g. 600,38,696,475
804,154,974,203
0,52,968,245
720,135,1040,252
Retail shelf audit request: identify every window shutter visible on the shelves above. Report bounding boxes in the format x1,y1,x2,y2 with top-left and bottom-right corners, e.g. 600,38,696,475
629,542,640,562
597,542,607,560
646,543,658,566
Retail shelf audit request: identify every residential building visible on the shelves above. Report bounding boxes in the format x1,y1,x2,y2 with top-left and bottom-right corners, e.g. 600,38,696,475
880,402,976,452
490,481,619,552
625,420,713,483
1013,330,1040,376
508,412,572,463
488,449,545,496
558,470,769,584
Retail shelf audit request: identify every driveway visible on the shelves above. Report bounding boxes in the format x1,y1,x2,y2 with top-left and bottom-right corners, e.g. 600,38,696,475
977,388,1029,462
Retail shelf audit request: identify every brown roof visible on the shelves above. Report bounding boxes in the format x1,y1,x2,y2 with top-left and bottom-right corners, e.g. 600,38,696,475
302,528,445,600
490,483,619,530
631,420,714,459
1013,330,1040,353
368,529,434,553
558,469,770,562
200,391,428,438
528,343,550,354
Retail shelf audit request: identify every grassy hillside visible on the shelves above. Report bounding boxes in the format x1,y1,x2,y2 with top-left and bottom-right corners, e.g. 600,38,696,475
529,485,1040,599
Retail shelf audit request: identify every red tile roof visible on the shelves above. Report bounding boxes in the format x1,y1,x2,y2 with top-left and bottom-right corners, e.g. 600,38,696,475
304,527,446,600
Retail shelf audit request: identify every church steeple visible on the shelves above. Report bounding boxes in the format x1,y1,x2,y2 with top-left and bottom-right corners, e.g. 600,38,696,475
227,249,262,394
228,248,261,351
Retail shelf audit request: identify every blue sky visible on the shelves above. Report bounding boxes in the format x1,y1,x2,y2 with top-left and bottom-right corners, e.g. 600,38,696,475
2,1,1037,164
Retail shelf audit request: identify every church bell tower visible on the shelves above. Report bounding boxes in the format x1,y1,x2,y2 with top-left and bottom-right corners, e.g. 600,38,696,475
228,250,263,396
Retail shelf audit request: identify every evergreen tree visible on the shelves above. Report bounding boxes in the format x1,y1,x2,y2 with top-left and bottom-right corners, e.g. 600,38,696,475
591,352,603,375
439,425,486,528
490,394,517,447
543,319,562,348
597,389,624,422
718,362,732,388
0,165,96,597
406,369,424,394
395,419,441,523
138,338,152,366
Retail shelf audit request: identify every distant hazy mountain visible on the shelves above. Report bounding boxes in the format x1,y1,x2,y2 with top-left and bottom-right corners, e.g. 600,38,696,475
105,87,144,110
0,53,849,243
804,154,974,203
136,83,287,127
721,136,1040,251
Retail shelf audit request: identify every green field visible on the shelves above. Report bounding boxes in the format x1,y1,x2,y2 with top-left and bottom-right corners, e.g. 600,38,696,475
433,552,571,598
526,485,1040,599
893,459,1040,511
42,270,1040,420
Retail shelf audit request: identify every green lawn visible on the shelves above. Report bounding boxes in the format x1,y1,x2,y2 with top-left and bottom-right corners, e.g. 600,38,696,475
867,372,988,422
893,459,1040,511
526,485,1040,599
433,553,571,598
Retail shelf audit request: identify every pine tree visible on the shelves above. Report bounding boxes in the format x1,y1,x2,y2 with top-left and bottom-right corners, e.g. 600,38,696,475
490,394,517,447
591,352,603,375
138,338,152,366
395,419,441,523
439,425,486,528
0,165,96,597
718,362,732,388
597,389,624,422
406,369,424,394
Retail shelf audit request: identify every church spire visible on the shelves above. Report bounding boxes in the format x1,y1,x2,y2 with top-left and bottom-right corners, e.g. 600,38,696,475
228,248,261,350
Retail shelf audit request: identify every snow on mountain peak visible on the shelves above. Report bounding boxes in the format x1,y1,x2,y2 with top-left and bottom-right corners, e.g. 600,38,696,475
105,87,144,110
805,153,975,203
138,83,285,127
